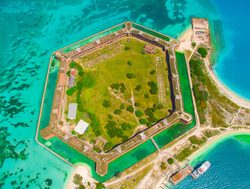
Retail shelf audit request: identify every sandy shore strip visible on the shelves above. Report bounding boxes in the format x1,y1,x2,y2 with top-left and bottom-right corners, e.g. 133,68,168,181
188,129,250,163
204,59,250,109
176,26,193,51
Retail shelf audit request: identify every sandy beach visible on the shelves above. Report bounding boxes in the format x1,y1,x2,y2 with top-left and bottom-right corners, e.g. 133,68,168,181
204,58,250,109
64,163,96,189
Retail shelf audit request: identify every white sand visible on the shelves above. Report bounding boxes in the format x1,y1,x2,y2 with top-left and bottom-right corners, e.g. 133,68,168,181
64,163,97,189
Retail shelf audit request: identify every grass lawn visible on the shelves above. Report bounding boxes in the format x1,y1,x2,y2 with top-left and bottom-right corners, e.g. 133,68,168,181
66,38,172,150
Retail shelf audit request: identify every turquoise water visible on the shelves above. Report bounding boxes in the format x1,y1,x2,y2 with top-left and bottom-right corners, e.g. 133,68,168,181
175,135,250,189
211,0,250,99
0,0,249,188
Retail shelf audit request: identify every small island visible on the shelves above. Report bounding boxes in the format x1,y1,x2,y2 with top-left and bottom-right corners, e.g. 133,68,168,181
35,19,250,189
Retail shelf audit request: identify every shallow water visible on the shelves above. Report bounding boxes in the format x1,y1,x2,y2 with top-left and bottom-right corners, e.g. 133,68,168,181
0,0,249,188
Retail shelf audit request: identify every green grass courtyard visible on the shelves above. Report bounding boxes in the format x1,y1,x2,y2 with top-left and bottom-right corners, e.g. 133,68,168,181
66,38,172,151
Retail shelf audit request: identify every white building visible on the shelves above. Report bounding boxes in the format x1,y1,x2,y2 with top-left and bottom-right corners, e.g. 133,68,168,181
74,119,89,135
68,103,77,120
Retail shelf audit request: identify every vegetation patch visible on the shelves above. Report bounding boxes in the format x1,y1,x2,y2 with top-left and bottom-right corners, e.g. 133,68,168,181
66,38,172,148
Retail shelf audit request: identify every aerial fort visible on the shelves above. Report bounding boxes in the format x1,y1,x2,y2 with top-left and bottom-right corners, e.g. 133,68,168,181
38,22,195,178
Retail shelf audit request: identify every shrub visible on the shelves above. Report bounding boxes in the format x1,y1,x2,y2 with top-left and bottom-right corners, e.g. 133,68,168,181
96,183,105,189
106,120,117,138
135,110,144,118
160,162,167,170
150,70,156,75
120,83,126,93
111,83,120,90
124,45,130,50
120,103,125,110
66,71,70,76
191,42,196,47
93,146,101,153
135,102,140,107
66,86,78,96
78,70,84,76
121,122,132,130
102,99,111,108
103,142,113,152
167,158,174,164
126,73,136,79
144,93,149,99
135,85,142,91
73,174,83,185
148,81,158,94
126,105,134,113
127,61,132,66
198,47,208,58
114,109,122,115
69,62,76,68
150,88,158,95
139,118,148,125
107,114,113,119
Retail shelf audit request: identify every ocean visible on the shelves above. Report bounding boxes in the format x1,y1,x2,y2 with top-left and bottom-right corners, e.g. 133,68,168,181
0,0,249,188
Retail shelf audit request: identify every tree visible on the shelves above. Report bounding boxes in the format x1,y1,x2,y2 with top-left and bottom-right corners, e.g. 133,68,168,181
126,73,136,79
148,81,158,95
114,109,122,115
198,47,208,58
126,105,134,113
124,45,130,50
96,183,105,189
73,174,83,185
127,61,133,66
66,86,78,96
111,83,120,90
135,85,142,91
102,100,111,108
70,62,76,68
191,42,196,47
139,118,148,125
114,171,121,178
120,83,126,93
103,142,113,152
167,158,174,164
150,70,156,75
120,103,125,110
135,110,144,118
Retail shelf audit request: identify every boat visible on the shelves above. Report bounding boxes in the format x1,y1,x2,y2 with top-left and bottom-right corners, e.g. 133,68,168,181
191,161,211,179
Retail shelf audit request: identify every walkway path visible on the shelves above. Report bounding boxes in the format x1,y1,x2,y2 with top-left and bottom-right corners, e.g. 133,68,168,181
155,56,167,105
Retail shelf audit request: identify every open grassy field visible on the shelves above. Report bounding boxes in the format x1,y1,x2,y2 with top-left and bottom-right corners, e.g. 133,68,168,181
66,38,172,151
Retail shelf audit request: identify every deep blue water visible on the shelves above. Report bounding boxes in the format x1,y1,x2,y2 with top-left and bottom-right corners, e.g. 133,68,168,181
0,0,250,188
175,136,250,189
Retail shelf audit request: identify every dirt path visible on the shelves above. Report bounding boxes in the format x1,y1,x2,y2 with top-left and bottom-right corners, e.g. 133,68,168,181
155,56,167,105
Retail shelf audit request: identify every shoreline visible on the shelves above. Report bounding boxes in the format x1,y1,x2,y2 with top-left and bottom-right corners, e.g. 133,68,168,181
205,58,250,109
188,130,250,164
64,163,96,189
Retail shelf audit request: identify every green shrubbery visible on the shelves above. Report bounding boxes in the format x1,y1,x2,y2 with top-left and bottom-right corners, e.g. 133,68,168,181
102,99,111,108
126,105,134,113
135,85,142,91
197,47,208,58
135,110,144,118
103,142,113,152
147,81,158,94
66,86,78,96
126,73,136,79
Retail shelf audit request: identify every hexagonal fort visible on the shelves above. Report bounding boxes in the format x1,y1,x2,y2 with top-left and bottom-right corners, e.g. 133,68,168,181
39,22,192,176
